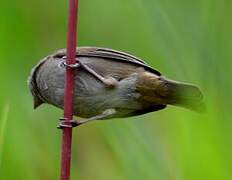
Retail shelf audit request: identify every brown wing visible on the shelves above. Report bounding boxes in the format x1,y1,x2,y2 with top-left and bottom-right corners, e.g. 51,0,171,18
54,47,162,76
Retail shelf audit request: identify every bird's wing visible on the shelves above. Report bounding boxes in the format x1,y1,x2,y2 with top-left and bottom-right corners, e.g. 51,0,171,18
54,47,162,76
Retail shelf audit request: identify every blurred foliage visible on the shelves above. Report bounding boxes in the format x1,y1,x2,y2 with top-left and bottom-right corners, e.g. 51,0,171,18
0,0,232,179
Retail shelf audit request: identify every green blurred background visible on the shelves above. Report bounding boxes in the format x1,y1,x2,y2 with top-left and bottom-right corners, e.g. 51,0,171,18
0,0,231,179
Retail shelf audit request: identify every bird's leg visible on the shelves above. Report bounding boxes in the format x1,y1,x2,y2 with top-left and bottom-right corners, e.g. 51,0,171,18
73,108,117,126
57,108,116,129
78,61,118,87
59,59,118,87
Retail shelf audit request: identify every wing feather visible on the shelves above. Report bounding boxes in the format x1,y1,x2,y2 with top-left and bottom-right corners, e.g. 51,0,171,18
54,47,162,76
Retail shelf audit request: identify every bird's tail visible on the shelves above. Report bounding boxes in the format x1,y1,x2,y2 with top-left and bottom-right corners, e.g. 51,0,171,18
159,78,205,112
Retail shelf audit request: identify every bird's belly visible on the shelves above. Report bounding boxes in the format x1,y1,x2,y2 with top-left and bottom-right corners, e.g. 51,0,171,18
73,74,142,118
39,68,142,119
73,94,140,119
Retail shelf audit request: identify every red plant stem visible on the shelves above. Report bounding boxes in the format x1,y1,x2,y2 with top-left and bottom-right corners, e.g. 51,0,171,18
60,0,78,179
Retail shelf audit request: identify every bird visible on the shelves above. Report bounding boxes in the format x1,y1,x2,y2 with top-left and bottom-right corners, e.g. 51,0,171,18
28,47,204,127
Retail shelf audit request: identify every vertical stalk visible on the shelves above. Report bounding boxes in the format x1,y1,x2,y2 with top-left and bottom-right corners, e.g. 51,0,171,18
60,0,79,179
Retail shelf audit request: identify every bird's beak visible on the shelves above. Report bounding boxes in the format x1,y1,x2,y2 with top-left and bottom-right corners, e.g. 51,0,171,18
33,96,43,109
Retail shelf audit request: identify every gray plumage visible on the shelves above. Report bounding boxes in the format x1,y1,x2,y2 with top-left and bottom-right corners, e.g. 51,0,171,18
28,47,204,120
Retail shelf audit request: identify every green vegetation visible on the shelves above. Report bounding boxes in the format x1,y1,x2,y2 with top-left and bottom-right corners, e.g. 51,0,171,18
0,0,231,179
0,105,9,168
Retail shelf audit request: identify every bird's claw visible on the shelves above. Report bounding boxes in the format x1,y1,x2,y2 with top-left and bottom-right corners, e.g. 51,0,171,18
58,60,80,69
57,117,82,129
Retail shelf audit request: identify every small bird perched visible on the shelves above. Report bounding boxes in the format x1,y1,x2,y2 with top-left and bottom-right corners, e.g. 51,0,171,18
28,47,203,127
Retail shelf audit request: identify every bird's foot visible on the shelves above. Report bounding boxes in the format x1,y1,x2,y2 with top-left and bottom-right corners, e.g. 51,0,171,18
57,118,81,129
